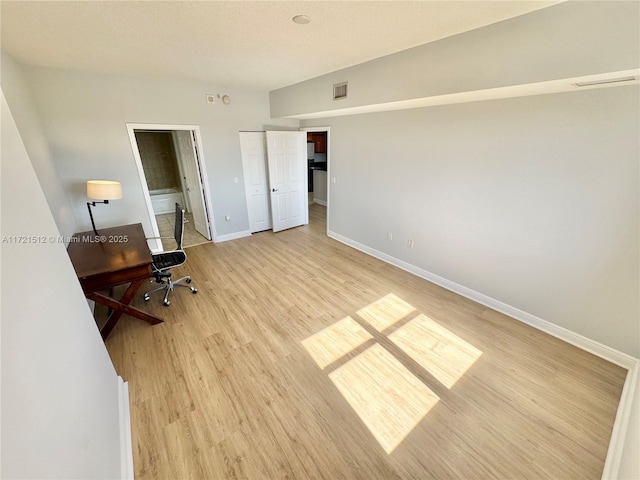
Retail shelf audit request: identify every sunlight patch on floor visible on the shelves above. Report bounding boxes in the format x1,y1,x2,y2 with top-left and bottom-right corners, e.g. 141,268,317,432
302,316,373,369
389,314,482,389
356,293,416,332
329,344,440,454
302,293,482,454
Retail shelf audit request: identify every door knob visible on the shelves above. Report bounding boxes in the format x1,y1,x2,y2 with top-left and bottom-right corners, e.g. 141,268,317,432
272,188,278,192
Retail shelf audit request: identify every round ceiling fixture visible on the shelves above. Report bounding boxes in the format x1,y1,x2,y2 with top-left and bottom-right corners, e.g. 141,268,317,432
222,95,231,105
292,15,311,25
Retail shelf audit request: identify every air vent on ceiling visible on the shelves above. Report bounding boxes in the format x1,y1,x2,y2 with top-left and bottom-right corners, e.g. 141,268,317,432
333,81,348,100
574,76,637,87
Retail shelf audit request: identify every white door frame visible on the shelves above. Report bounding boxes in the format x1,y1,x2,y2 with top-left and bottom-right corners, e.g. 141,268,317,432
300,126,330,235
126,123,216,251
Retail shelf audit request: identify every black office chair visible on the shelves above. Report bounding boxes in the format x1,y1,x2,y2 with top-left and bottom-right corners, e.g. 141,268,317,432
144,203,197,306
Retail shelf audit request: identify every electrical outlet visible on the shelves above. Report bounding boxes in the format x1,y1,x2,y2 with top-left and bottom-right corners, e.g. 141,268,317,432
407,240,414,248
387,232,393,241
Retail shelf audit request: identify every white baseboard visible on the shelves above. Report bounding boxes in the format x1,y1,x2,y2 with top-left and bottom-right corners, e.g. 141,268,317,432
328,230,636,368
118,377,134,480
213,229,251,243
327,230,640,480
602,362,639,480
313,198,327,206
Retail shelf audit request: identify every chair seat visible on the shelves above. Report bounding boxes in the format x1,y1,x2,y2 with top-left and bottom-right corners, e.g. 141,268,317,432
152,251,186,271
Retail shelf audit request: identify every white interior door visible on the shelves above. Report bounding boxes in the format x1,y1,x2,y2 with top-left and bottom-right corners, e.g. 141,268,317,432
239,132,272,233
266,131,308,232
175,130,211,239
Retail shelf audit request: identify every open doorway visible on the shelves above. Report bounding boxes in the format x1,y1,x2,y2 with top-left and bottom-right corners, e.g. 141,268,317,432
300,126,330,235
127,124,214,250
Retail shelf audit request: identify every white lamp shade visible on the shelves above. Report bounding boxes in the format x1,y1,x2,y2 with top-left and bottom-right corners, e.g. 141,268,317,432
87,180,123,200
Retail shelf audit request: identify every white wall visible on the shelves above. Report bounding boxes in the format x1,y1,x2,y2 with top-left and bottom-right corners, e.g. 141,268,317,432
271,1,639,118
1,91,123,479
1,51,77,237
20,65,298,239
302,85,639,358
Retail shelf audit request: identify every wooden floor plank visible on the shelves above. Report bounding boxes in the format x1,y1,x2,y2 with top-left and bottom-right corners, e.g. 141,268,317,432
105,203,626,479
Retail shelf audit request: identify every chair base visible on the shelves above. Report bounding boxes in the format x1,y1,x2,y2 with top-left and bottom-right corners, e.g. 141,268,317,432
144,275,197,306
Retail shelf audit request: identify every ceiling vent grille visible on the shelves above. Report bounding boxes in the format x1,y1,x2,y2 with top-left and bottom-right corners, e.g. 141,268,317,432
574,76,637,87
333,82,348,100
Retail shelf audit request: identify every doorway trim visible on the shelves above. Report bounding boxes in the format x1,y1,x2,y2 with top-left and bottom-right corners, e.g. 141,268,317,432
126,123,215,251
300,126,330,235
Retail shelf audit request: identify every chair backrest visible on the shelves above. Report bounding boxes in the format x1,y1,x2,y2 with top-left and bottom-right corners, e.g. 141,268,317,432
174,202,186,249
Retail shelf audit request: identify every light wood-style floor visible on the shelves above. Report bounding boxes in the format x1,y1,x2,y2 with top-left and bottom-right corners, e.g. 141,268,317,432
106,204,626,480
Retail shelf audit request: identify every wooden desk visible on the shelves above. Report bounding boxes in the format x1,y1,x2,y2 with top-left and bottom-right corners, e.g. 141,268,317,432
67,223,163,340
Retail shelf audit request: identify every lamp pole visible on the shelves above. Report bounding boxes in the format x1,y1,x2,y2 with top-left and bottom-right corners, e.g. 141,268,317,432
86,200,109,236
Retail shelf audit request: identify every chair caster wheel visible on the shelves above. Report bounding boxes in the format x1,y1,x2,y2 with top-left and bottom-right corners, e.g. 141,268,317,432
144,295,150,301
163,300,171,307
192,288,198,294
186,277,192,284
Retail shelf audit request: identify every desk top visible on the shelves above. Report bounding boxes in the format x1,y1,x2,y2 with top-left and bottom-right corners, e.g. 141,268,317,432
67,223,152,278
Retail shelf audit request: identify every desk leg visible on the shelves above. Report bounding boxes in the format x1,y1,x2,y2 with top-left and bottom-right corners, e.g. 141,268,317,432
87,279,163,340
107,286,114,317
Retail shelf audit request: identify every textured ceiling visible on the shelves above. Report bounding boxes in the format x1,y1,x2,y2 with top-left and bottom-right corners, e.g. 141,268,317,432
1,1,559,91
